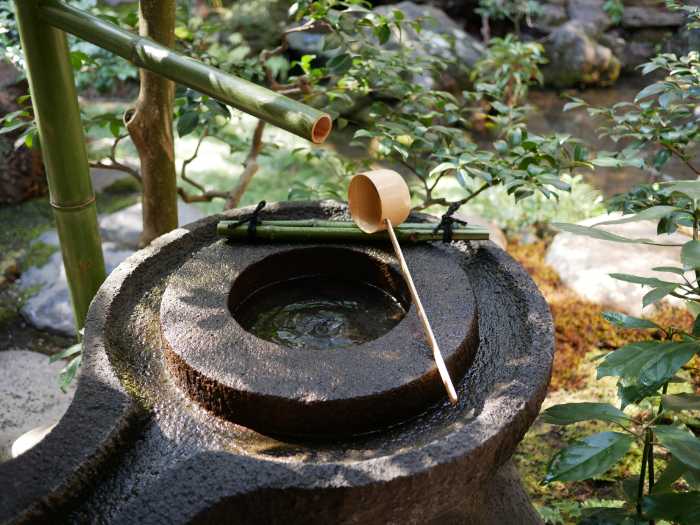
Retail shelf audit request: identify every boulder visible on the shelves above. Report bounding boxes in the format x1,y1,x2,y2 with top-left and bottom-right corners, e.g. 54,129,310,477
545,214,691,316
532,3,569,31
0,350,76,461
374,1,485,88
543,21,621,87
567,0,612,31
621,5,685,28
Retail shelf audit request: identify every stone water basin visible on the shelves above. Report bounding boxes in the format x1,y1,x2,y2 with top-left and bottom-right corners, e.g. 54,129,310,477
0,201,553,524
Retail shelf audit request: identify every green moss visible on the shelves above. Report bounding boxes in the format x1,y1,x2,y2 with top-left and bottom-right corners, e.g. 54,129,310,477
0,198,55,272
22,240,58,270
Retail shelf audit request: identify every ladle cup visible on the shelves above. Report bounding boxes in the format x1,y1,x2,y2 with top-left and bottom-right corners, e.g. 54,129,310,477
348,170,458,405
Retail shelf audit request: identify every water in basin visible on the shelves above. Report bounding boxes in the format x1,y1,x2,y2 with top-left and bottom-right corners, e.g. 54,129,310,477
234,275,407,350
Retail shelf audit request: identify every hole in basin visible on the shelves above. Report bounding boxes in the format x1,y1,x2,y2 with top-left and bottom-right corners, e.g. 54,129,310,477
229,247,410,350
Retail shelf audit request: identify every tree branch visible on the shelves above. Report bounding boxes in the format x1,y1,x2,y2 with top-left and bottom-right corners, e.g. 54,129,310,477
225,120,266,209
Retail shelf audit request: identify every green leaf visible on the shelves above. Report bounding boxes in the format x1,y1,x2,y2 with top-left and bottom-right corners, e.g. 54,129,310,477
609,273,676,287
653,148,671,169
634,81,668,102
59,354,81,393
638,341,698,386
428,162,456,177
544,431,633,483
642,285,677,307
541,402,630,426
655,426,700,470
591,156,644,168
552,223,681,247
661,181,700,201
642,492,700,523
595,206,678,226
597,341,665,380
663,393,700,412
109,119,121,139
682,240,700,270
49,343,82,363
0,121,29,135
652,456,687,493
602,311,659,330
177,112,199,137
563,99,586,112
374,23,391,44
327,53,353,75
652,266,687,275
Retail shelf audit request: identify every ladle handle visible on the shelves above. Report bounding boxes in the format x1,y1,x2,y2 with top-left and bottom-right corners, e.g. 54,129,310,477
385,219,459,405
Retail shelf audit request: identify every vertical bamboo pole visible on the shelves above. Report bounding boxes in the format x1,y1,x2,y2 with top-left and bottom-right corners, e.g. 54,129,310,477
14,0,106,331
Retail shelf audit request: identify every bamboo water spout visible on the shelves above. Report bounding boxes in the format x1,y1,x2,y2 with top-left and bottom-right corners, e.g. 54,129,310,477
36,0,332,143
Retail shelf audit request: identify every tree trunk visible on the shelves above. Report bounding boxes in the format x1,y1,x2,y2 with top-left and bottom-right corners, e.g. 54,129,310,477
126,0,178,246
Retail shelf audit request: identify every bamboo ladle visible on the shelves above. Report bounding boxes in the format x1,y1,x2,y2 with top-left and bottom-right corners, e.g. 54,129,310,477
348,170,459,405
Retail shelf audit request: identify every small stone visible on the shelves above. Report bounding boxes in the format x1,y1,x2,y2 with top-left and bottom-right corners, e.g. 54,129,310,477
0,350,76,461
545,214,690,316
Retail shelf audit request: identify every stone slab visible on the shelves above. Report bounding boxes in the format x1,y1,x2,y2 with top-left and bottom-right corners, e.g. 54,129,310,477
546,213,690,316
0,350,76,461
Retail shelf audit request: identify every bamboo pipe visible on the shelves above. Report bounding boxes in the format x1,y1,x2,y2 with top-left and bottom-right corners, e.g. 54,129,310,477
36,0,332,144
217,221,490,241
14,0,106,331
231,219,485,231
348,170,459,405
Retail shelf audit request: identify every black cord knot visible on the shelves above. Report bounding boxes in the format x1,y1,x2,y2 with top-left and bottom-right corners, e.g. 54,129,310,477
227,200,266,242
433,202,467,242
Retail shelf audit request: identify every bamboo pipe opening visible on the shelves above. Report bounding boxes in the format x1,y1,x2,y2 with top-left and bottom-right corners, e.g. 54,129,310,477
311,114,333,144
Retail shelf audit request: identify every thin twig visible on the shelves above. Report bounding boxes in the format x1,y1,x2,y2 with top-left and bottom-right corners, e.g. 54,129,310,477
225,120,266,209
89,134,142,183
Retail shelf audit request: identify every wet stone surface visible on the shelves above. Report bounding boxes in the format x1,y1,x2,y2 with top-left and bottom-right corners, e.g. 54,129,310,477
161,241,478,437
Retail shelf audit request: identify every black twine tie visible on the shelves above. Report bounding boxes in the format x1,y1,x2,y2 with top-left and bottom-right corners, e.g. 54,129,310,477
433,202,467,243
227,200,266,242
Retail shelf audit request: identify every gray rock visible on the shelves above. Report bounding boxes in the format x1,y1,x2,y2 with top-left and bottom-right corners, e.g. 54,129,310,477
532,3,569,31
0,350,76,461
622,5,685,28
99,201,205,249
546,214,691,316
567,0,611,31
617,28,673,71
18,242,133,335
374,1,485,88
543,21,621,87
